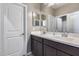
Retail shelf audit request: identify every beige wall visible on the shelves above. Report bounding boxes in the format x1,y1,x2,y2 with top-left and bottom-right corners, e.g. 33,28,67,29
55,3,79,16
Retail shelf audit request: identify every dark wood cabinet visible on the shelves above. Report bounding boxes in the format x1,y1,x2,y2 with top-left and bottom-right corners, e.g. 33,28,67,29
31,35,79,56
44,39,57,48
31,40,38,56
31,35,43,56
44,45,56,56
56,42,79,56
57,50,69,56
36,42,43,56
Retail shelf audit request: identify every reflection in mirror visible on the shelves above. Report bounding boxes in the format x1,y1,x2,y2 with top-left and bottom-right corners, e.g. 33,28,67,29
32,12,47,31
56,15,67,33
32,12,47,27
47,15,56,32
56,11,79,34
32,12,40,26
67,11,79,33
56,17,62,32
41,14,47,27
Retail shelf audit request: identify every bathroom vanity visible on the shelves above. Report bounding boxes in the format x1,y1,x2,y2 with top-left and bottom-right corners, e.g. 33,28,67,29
31,32,79,56
31,4,79,56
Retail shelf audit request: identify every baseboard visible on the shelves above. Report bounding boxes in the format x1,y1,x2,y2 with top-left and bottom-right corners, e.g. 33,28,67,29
26,51,32,56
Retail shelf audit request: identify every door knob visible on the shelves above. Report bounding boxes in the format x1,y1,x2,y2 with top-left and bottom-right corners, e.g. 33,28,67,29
20,33,24,36
22,33,24,35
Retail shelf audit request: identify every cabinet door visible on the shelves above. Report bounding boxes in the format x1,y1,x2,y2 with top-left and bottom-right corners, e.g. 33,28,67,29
37,42,43,56
57,50,69,56
31,40,38,56
44,45,56,56
56,42,79,56
31,39,43,56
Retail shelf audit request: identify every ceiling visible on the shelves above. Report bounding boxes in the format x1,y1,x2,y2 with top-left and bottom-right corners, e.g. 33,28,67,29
44,3,67,9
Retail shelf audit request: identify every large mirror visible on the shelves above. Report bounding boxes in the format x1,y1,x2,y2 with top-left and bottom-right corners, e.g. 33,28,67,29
67,11,79,33
32,11,79,33
46,11,79,34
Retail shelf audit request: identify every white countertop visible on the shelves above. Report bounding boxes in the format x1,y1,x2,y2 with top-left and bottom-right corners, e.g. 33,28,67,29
31,31,79,48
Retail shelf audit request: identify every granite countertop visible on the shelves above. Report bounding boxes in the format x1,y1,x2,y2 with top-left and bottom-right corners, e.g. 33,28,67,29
31,31,79,48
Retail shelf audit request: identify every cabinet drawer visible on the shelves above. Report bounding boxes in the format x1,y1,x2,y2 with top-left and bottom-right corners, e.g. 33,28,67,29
44,39,57,48
56,42,79,56
31,35,42,42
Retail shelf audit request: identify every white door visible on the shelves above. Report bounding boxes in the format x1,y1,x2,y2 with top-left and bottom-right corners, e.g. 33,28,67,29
3,4,25,56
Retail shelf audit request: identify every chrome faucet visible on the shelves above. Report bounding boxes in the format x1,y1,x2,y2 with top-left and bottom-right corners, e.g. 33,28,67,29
62,33,68,37
53,32,55,35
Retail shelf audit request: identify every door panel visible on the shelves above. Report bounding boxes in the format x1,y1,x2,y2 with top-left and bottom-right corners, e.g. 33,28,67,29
4,37,23,55
3,4,24,56
4,4,24,37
